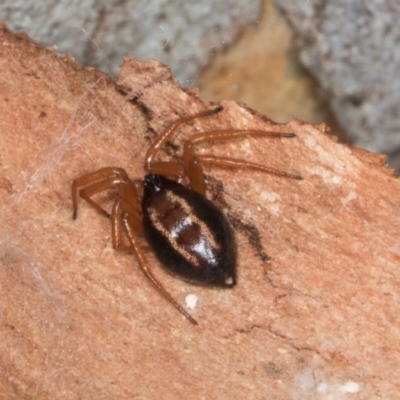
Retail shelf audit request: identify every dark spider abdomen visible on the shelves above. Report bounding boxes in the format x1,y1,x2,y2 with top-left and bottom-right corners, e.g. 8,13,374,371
142,174,237,287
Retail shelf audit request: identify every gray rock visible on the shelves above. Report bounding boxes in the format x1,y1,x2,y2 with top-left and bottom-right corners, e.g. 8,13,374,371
275,0,400,167
0,0,261,85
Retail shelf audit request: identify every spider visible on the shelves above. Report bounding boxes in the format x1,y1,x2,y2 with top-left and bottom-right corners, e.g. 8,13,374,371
72,105,301,324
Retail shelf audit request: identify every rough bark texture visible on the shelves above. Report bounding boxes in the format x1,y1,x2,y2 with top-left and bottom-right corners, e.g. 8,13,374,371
1,22,400,400
275,0,400,168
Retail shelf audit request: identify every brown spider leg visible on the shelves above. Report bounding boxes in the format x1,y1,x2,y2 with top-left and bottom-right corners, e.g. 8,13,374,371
183,129,302,194
74,178,126,219
111,198,143,252
73,170,193,321
144,106,223,172
72,167,137,219
121,214,198,325
112,189,196,323
145,161,185,179
198,156,302,178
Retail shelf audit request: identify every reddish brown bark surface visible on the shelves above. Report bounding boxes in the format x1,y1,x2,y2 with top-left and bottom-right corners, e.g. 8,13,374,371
1,22,400,399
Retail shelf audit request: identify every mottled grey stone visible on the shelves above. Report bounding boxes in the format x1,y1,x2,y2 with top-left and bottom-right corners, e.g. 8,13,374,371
275,0,400,166
0,0,261,86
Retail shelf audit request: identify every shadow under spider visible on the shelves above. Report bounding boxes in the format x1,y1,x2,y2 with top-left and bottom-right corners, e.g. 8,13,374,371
205,175,270,263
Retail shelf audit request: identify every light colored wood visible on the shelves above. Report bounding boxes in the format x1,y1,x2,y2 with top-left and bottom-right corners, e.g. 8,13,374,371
1,22,400,399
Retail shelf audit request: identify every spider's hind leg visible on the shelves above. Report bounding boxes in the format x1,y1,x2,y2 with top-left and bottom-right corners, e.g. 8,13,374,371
121,215,198,325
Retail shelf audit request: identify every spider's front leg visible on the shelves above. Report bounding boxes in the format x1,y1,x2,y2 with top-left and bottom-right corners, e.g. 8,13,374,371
182,128,303,194
142,106,224,183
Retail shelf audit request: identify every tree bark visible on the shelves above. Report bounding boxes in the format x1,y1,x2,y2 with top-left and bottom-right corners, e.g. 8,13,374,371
1,21,399,399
